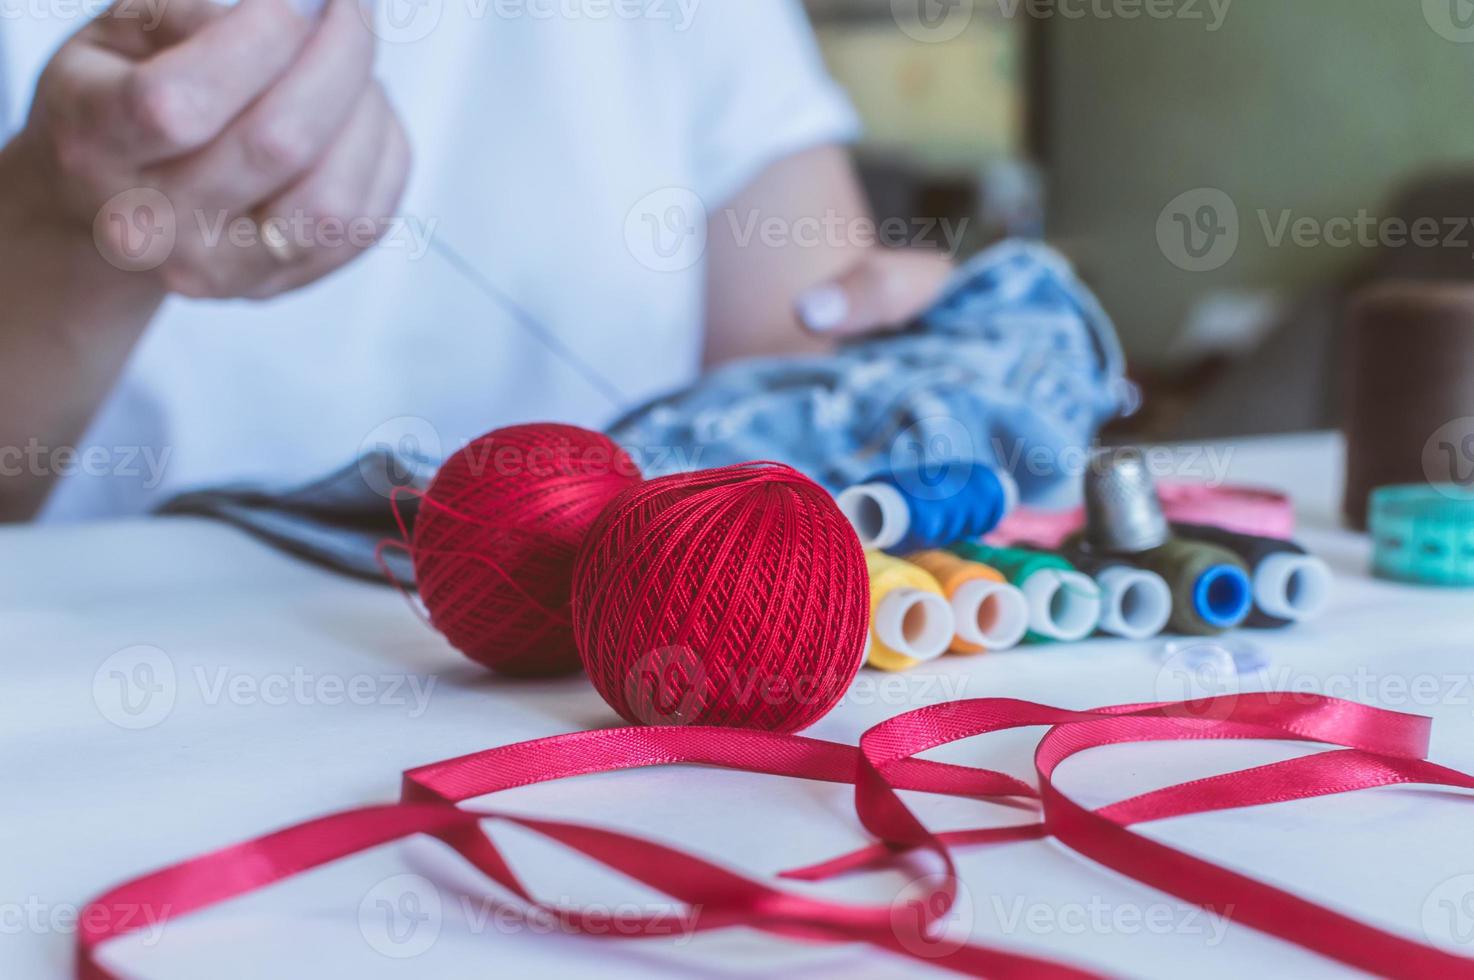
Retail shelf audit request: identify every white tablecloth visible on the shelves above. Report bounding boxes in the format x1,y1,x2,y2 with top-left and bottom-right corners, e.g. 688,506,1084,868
5,432,1474,979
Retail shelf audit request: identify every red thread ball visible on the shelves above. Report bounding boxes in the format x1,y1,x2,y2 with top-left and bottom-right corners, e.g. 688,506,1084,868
571,463,870,732
412,424,641,677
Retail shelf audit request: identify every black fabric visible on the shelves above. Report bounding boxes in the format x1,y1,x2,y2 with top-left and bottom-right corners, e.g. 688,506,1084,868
158,450,433,583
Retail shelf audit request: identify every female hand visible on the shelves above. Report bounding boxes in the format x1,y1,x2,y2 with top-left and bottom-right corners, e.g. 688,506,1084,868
19,0,410,300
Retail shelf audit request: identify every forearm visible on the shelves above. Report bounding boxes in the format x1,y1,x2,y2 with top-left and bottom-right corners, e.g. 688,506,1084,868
703,145,955,367
0,134,164,521
703,146,869,366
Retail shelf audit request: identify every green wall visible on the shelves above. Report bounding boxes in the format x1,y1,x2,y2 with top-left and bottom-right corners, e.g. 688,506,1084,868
1048,0,1474,363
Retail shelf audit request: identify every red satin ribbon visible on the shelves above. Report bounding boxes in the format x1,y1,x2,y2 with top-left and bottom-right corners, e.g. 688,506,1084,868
79,694,1474,979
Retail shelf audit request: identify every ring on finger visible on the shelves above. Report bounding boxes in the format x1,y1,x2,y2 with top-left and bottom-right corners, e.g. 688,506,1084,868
256,215,297,265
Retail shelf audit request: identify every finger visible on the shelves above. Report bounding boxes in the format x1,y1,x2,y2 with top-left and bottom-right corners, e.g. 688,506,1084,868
794,249,955,337
35,38,133,142
116,0,321,161
243,89,408,298
82,0,223,58
165,0,377,208
38,3,214,163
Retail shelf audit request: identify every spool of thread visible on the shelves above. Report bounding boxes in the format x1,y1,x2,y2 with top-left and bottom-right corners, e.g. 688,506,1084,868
1173,523,1333,628
1343,281,1474,530
906,550,1031,654
949,543,1102,644
863,552,957,672
1127,539,1254,636
1054,545,1173,642
1369,485,1474,587
838,463,1018,554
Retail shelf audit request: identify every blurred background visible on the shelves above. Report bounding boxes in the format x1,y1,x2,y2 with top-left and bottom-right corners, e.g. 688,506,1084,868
805,0,1474,441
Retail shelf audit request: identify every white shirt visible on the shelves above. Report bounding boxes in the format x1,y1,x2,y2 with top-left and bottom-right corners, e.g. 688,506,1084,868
0,0,858,519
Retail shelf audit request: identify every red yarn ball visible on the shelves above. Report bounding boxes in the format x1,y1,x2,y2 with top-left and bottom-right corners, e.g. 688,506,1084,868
412,424,641,677
571,463,870,732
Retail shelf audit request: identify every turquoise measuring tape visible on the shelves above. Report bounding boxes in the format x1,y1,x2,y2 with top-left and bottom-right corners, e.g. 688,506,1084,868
1370,485,1474,587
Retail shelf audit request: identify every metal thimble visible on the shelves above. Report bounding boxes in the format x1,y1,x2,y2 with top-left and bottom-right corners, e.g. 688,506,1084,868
1084,448,1171,555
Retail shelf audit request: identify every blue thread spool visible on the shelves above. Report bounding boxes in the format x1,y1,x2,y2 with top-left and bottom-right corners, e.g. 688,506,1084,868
838,462,1018,555
1194,563,1254,629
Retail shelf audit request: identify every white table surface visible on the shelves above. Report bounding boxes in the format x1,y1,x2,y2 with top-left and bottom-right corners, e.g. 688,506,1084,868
5,431,1474,980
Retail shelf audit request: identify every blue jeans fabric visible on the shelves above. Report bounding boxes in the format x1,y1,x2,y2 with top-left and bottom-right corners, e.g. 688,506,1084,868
608,241,1132,506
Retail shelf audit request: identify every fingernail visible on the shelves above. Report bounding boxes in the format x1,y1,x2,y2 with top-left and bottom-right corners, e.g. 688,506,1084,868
796,284,848,333
290,0,328,19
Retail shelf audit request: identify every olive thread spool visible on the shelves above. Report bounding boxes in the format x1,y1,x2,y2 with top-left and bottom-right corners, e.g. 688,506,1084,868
949,543,1102,644
1054,544,1173,642
864,552,957,672
1128,538,1253,635
907,550,1031,654
1173,523,1333,628
838,463,1018,555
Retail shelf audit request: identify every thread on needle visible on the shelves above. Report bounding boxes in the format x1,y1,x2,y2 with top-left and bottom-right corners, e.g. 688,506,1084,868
430,237,630,409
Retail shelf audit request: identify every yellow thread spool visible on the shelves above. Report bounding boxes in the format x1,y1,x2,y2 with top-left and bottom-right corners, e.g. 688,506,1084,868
908,550,1031,654
864,552,955,672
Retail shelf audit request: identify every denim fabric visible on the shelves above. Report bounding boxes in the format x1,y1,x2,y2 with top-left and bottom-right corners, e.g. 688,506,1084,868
608,241,1132,506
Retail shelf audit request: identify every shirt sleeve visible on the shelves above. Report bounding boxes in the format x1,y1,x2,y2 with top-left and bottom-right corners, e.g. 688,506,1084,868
676,0,862,209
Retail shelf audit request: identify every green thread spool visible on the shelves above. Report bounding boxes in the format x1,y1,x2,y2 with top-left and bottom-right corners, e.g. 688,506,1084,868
1370,485,1474,588
951,543,1102,643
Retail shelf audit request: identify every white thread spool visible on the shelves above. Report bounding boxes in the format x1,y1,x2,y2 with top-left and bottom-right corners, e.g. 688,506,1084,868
1019,569,1102,643
1094,566,1173,641
873,588,955,663
837,483,910,551
1254,553,1333,623
949,579,1030,651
